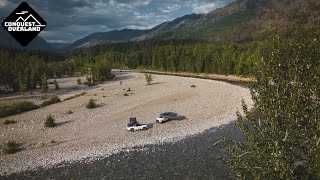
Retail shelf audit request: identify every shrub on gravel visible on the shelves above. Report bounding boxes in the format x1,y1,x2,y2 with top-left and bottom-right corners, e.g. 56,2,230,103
145,74,154,85
191,85,196,88
86,99,97,109
77,78,82,85
3,120,17,125
40,96,62,107
127,87,132,92
0,101,40,118
124,93,129,96
3,141,21,154
44,115,56,128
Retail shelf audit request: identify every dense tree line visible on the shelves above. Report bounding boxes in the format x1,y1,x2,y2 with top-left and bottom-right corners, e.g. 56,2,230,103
71,41,262,76
0,48,112,93
0,49,47,92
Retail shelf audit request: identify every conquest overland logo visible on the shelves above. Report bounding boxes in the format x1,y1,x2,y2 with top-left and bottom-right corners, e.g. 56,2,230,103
2,2,47,47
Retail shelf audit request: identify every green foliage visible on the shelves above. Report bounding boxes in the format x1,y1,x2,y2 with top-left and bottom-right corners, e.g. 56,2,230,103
145,74,154,85
3,141,21,154
54,80,59,90
40,96,61,107
90,56,113,82
40,74,48,93
44,115,56,128
0,50,48,93
17,71,25,94
0,101,39,118
223,32,320,179
83,76,94,86
77,78,82,85
3,120,17,125
86,99,97,109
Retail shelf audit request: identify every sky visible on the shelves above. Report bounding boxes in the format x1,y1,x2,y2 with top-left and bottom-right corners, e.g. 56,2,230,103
0,0,234,43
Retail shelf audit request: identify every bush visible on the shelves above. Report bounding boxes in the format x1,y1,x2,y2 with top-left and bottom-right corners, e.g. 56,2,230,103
40,96,61,107
3,141,21,154
127,87,132,92
77,78,82,85
0,101,39,118
83,76,94,86
145,74,154,85
86,99,97,109
3,120,16,125
44,115,56,128
190,85,196,88
54,80,59,90
124,93,129,96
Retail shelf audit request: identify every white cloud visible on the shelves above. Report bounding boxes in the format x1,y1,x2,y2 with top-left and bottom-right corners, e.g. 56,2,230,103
192,3,217,14
0,0,7,8
159,4,180,14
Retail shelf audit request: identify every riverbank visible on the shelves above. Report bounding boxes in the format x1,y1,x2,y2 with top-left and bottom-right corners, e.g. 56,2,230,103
141,70,255,86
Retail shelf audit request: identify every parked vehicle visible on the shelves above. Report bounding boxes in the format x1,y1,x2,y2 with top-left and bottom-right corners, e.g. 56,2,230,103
156,112,178,123
126,117,148,132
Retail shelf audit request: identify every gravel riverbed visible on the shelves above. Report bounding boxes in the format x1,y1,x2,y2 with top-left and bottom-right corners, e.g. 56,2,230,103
0,72,253,177
3,122,244,179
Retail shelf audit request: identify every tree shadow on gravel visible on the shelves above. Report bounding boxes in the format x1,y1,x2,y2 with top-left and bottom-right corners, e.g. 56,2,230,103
56,120,73,127
3,121,244,180
150,82,166,85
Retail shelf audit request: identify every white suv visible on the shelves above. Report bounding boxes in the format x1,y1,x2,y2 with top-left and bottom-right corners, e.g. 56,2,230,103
156,112,178,124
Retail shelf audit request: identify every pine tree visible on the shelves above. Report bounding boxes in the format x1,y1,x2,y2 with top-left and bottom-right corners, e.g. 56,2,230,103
17,71,25,94
40,74,48,93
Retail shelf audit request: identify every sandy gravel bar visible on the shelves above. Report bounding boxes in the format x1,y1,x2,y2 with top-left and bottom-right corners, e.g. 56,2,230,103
0,72,253,175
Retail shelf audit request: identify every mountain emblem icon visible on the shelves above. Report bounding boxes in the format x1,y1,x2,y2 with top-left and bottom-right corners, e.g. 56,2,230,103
1,2,47,47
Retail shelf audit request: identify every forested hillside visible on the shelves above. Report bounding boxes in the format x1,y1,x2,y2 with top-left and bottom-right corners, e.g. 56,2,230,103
70,40,261,76
147,0,320,42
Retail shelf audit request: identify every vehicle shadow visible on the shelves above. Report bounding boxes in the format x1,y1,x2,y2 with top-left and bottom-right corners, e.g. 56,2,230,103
146,123,155,129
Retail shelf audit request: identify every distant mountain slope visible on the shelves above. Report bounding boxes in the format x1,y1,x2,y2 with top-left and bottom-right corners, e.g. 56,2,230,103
0,28,52,50
132,14,203,41
69,14,203,48
147,0,320,42
69,29,150,49
50,43,72,50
